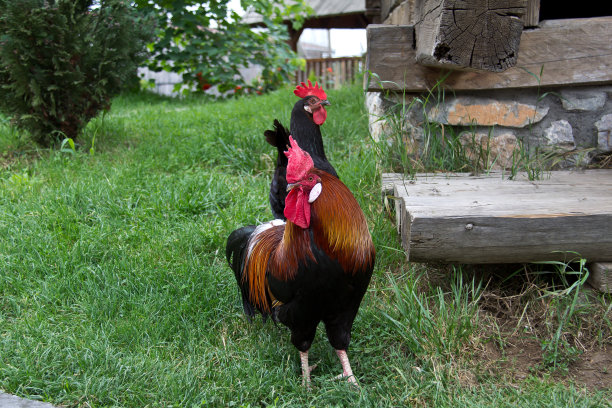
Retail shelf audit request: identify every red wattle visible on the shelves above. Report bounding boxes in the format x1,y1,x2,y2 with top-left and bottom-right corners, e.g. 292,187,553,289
313,106,327,125
284,188,311,228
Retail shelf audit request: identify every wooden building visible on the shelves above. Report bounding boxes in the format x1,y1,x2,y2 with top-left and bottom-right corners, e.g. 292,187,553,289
243,0,378,51
366,1,612,92
367,1,612,291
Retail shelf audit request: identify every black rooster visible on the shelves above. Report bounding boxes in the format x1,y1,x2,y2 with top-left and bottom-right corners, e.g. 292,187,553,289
265,81,338,220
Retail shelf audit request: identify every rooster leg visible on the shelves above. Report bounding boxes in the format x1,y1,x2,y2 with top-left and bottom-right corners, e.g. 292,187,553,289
300,351,317,388
334,349,358,385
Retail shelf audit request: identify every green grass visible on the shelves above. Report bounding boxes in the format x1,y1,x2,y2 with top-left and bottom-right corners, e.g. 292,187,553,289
1,85,610,407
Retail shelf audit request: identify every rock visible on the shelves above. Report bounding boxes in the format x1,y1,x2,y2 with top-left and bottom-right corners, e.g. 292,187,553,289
0,393,55,408
400,120,425,157
365,92,424,150
365,92,387,142
428,97,548,128
542,120,575,151
560,90,607,112
595,114,612,152
460,131,518,170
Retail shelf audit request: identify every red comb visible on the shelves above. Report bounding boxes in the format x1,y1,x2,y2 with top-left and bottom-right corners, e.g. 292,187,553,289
284,136,314,183
293,80,327,100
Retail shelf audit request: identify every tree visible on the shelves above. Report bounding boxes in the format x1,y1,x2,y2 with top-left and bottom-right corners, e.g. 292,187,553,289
0,0,155,146
134,0,311,95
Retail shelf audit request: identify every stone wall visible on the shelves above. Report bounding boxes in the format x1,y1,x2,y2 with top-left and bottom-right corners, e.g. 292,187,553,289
367,1,611,169
366,85,612,169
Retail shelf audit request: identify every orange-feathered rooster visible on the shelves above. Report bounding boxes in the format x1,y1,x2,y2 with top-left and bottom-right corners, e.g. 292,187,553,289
226,136,375,387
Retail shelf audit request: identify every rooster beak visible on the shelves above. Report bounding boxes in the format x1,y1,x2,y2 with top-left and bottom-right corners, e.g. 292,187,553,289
321,100,330,106
286,182,298,192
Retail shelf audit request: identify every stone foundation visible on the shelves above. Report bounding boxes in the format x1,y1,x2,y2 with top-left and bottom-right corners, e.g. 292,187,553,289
367,85,612,169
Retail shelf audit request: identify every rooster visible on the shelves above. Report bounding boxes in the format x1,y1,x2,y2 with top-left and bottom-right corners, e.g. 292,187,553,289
226,136,375,387
265,80,338,220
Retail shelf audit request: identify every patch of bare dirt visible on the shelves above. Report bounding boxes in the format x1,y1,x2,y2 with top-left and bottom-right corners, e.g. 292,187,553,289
429,263,612,391
473,282,612,391
567,349,612,389
473,334,611,390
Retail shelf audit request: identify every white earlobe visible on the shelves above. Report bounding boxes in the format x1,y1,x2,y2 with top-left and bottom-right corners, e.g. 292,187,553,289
304,105,312,113
308,183,322,203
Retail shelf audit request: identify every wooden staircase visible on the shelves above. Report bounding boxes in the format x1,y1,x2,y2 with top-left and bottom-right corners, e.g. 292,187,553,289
383,169,612,291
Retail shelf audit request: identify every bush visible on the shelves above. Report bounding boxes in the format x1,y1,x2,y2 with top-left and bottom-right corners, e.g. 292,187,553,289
0,0,154,147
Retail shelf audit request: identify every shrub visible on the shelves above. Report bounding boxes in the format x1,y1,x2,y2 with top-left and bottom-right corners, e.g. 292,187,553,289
0,0,154,147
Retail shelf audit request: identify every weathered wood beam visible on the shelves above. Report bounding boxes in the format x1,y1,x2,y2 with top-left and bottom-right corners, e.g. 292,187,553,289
366,0,383,23
415,0,526,72
366,24,416,87
384,170,612,264
523,0,540,27
366,16,612,91
384,0,418,25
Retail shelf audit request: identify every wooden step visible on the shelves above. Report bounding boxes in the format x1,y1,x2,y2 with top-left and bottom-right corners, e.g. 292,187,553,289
383,170,612,264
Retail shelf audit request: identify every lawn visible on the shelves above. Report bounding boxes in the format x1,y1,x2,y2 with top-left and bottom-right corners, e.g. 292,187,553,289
0,85,610,407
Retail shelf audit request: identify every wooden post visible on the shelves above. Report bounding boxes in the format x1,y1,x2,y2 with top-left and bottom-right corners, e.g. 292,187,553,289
287,26,303,52
366,0,383,23
415,0,526,72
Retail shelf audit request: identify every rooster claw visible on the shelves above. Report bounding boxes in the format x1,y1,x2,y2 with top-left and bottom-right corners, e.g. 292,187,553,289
334,372,359,386
302,363,318,388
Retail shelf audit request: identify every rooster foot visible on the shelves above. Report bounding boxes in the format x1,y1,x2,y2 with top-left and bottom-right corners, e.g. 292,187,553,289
334,349,359,386
300,351,317,389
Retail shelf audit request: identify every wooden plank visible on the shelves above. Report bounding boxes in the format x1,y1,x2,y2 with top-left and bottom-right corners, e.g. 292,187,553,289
415,0,525,72
587,263,612,293
523,0,540,27
385,170,612,263
366,16,612,91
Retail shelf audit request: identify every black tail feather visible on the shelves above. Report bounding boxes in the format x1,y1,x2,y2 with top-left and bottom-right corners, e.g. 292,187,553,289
264,119,290,164
265,119,291,219
226,225,258,320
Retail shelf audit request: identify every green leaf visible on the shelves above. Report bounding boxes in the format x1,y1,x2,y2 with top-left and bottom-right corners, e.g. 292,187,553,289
133,0,305,96
60,137,76,154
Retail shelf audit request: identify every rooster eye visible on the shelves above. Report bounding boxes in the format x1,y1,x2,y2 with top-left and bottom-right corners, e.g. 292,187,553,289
308,176,313,181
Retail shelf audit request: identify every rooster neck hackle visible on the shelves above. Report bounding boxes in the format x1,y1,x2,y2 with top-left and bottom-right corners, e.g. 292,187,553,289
243,222,314,313
310,171,375,274
290,100,328,159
